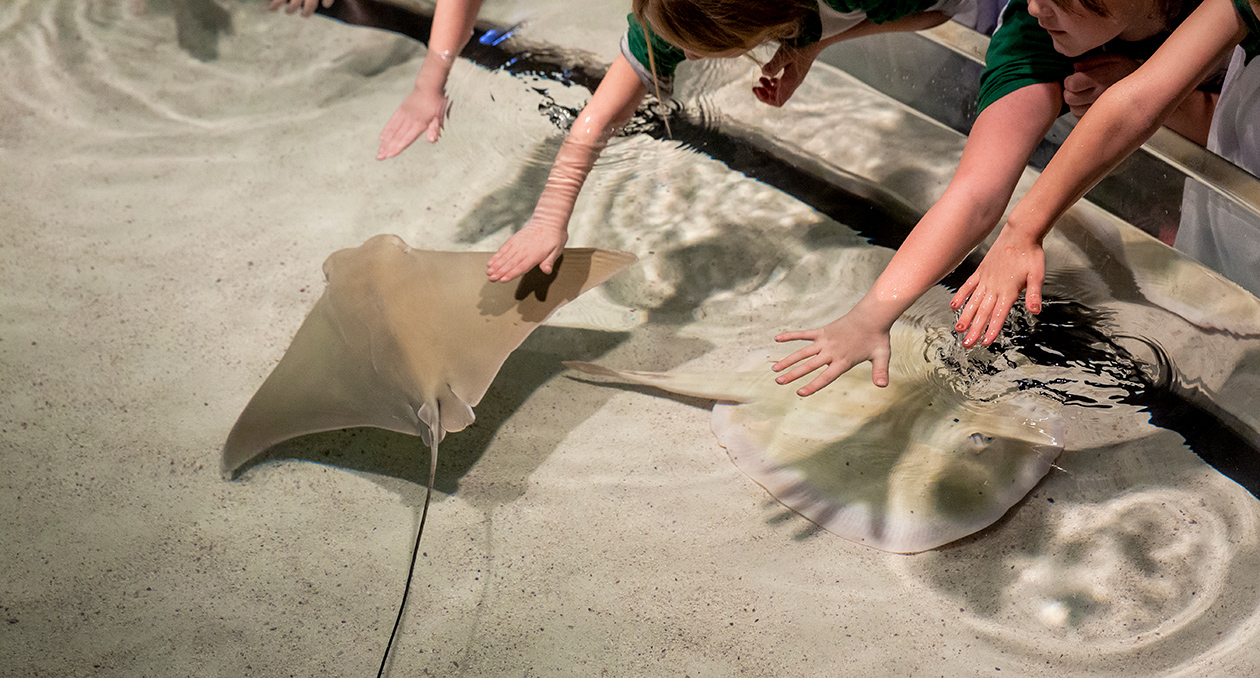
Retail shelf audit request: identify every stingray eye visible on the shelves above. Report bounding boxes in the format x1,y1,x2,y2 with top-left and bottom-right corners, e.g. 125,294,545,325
968,432,993,450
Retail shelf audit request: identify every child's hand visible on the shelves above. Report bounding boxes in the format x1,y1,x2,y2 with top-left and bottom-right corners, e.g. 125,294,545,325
377,86,449,159
949,226,1045,347
753,43,824,107
486,223,568,283
772,312,893,396
268,0,333,18
1063,54,1140,119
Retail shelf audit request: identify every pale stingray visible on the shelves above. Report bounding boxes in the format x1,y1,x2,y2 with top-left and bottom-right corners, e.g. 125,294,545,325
568,326,1065,553
222,234,636,477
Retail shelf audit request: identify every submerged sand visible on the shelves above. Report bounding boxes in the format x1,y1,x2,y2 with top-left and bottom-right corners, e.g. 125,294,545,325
3,1,1259,676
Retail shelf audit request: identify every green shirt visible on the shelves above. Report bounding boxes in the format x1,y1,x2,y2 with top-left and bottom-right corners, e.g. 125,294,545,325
977,0,1222,113
623,0,949,94
1235,0,1260,60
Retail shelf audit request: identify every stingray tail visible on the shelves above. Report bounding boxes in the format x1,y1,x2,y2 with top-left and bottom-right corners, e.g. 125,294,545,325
376,401,442,678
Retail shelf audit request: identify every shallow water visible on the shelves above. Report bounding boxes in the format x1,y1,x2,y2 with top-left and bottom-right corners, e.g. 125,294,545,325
3,1,1260,676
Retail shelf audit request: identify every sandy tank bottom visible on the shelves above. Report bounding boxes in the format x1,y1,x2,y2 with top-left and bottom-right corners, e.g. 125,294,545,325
2,1,1259,676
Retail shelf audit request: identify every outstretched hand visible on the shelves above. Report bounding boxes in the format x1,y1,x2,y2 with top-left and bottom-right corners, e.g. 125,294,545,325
753,42,824,107
486,224,568,282
772,313,892,396
377,86,449,159
949,227,1045,347
268,0,333,18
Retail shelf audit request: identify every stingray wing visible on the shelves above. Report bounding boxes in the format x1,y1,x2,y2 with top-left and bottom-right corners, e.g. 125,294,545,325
222,234,635,477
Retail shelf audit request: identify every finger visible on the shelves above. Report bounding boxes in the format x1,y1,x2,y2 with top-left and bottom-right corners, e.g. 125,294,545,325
771,343,819,373
426,117,442,143
378,123,417,159
981,297,1014,346
869,351,890,388
302,0,318,17
797,361,850,397
539,249,563,274
962,293,998,347
487,244,520,277
488,259,524,282
269,0,285,12
955,288,984,332
762,47,791,76
1075,52,1127,70
491,242,539,281
1068,104,1089,119
773,330,819,344
950,276,979,310
777,354,829,386
487,250,524,280
324,0,335,7
1063,72,1089,94
1026,275,1044,315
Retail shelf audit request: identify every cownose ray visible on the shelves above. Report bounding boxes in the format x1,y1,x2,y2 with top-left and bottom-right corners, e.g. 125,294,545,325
567,325,1065,553
221,234,635,675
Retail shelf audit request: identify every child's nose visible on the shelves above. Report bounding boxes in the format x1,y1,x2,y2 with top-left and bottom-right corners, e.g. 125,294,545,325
1026,0,1050,18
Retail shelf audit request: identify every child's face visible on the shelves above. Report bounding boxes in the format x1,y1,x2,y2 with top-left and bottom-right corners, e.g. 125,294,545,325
1026,0,1131,57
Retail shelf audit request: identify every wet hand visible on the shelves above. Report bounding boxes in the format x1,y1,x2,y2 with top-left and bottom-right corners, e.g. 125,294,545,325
486,224,567,283
950,229,1045,347
378,86,449,159
753,43,822,108
772,315,892,396
1063,54,1139,119
268,0,333,19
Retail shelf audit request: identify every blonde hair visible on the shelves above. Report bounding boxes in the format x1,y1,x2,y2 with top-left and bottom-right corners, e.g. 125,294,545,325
631,0,814,55
630,0,815,135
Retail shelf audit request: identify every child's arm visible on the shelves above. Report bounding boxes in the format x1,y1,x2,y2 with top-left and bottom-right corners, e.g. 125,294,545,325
485,55,647,282
950,0,1248,347
269,0,333,19
773,82,1062,395
755,12,950,107
1063,54,1218,146
377,0,484,158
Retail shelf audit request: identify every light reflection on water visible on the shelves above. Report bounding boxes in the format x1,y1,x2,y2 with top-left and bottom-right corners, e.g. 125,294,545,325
3,1,1260,676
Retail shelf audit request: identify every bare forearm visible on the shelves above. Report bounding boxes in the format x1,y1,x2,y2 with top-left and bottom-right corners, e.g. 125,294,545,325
1005,0,1246,240
855,83,1062,327
531,55,647,229
417,0,484,88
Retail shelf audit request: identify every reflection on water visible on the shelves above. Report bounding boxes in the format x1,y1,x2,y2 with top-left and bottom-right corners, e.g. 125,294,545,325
4,1,1260,676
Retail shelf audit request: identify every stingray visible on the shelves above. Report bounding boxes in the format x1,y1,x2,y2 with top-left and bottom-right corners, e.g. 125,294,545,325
222,234,636,475
567,325,1065,553
222,234,635,674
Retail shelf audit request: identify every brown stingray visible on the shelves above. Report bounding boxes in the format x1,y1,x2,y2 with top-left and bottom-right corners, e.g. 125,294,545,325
222,234,635,676
222,233,636,477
